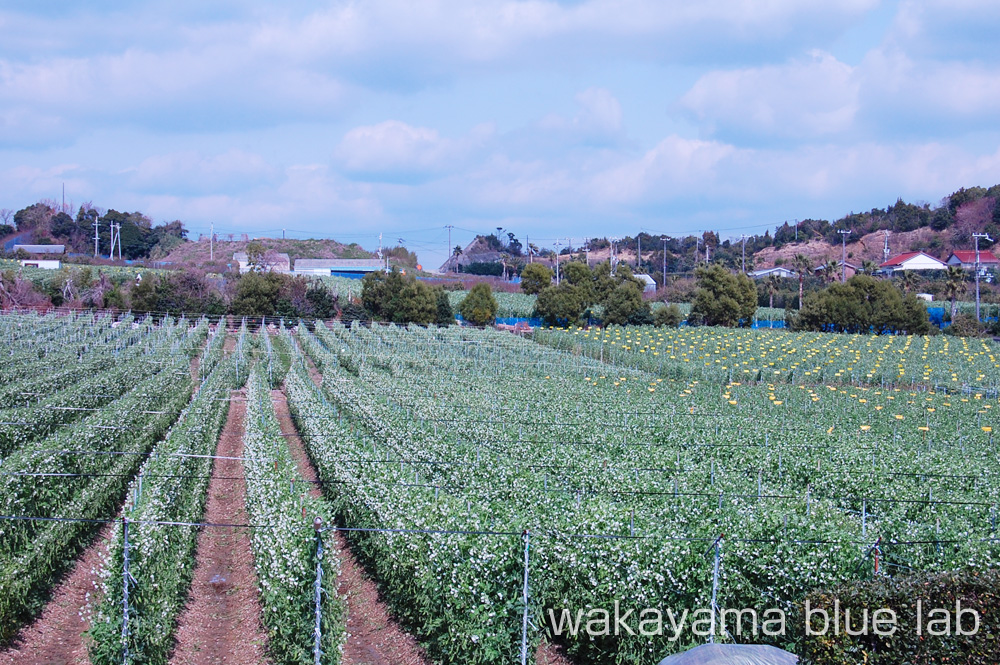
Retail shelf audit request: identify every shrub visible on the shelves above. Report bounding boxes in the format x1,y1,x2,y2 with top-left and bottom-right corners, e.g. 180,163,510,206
654,303,684,327
459,283,498,326
795,568,1000,664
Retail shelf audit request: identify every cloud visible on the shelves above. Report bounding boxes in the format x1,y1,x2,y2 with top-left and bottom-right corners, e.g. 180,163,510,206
538,87,623,144
887,0,1000,61
678,51,858,142
127,149,279,195
856,47,1000,135
334,121,494,183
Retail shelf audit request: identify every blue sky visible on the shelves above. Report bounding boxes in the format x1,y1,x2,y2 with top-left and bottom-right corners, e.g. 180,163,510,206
2,0,1000,269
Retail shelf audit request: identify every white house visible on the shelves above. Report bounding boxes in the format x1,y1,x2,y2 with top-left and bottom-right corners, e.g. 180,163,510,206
634,274,657,293
749,266,797,279
20,259,61,269
294,258,384,278
233,251,290,274
878,251,947,275
12,244,65,254
946,250,999,271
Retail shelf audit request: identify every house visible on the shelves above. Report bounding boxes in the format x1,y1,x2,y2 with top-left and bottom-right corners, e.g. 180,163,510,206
946,250,999,271
878,252,947,275
813,260,860,281
12,244,66,255
634,274,657,293
749,267,797,279
293,258,384,279
232,251,291,274
19,259,61,270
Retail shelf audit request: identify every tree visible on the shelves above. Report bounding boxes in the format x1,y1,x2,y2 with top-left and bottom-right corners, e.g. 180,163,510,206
861,260,880,275
822,259,840,284
602,281,651,326
520,263,553,295
435,289,454,326
654,304,684,327
792,275,930,334
791,254,813,309
459,283,498,326
13,202,54,231
898,270,920,294
245,241,267,272
942,265,966,321
361,268,438,325
535,283,585,327
766,273,781,309
688,264,757,327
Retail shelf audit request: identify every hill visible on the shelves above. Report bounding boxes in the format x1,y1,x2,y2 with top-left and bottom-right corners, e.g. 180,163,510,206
158,237,378,271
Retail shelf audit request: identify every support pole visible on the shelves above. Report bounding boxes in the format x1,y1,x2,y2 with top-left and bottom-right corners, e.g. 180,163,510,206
709,534,723,643
121,517,131,664
314,518,324,665
520,530,531,665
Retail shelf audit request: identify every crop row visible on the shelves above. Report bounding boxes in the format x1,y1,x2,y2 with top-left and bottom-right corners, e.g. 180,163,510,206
0,319,201,643
293,321,998,663
90,324,242,664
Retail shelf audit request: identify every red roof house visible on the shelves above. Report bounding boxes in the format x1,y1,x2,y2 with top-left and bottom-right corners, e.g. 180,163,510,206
946,250,999,269
878,251,947,274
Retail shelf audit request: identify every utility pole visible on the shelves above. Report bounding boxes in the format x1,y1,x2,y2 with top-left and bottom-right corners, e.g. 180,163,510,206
795,219,798,242
210,222,214,261
661,235,667,287
838,229,852,283
445,225,453,272
92,217,100,257
637,234,641,270
882,230,890,264
740,234,748,273
554,241,561,285
973,233,994,321
109,223,116,261
585,239,590,267
526,234,531,263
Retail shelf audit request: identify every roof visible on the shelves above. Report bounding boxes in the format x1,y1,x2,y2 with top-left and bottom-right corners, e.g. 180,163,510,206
812,260,860,272
749,267,797,278
232,252,290,263
948,250,999,264
12,244,65,254
294,258,383,270
634,274,657,286
879,251,946,268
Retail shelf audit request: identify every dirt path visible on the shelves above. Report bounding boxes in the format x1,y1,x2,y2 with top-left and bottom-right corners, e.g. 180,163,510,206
0,522,113,665
169,390,269,665
271,386,430,665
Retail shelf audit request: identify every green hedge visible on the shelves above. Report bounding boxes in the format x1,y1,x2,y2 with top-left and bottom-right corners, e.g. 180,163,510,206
796,568,1000,664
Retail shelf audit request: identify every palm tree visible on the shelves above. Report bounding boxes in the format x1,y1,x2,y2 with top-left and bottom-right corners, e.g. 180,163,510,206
861,259,879,276
792,254,813,309
766,273,781,309
943,265,966,320
452,245,463,273
822,259,840,284
898,270,919,294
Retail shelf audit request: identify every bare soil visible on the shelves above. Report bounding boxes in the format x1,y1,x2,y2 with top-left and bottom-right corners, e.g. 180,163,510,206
270,387,430,665
0,522,113,665
169,390,270,665
289,351,572,665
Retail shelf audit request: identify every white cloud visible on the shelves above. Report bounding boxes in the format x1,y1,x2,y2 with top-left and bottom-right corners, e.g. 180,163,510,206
538,87,623,143
334,121,494,182
857,47,1000,133
679,51,858,141
127,149,279,195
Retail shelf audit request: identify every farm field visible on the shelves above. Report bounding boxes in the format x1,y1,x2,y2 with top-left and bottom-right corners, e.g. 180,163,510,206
0,312,996,664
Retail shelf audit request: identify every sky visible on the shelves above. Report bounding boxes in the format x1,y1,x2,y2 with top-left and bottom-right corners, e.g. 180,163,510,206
3,0,1000,270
